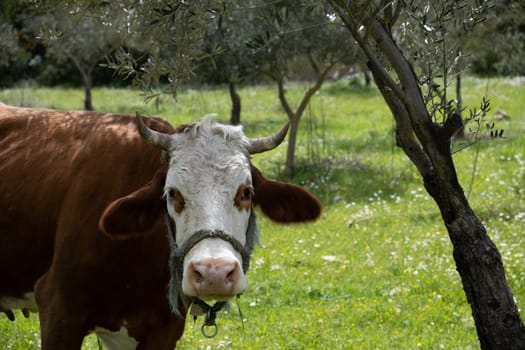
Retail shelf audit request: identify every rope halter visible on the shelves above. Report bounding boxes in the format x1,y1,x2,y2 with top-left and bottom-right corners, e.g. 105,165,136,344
165,211,258,337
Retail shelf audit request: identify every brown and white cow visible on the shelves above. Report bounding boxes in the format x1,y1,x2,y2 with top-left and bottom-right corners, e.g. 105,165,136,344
0,104,321,349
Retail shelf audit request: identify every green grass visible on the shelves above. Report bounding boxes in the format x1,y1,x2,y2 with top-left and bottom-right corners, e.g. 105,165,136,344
1,76,524,349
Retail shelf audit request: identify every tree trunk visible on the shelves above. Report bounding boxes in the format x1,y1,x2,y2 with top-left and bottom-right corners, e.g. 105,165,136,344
423,143,525,349
284,116,299,177
363,68,371,86
375,59,525,350
63,50,95,111
83,73,93,111
229,80,241,125
331,2,525,348
274,67,332,177
84,85,93,111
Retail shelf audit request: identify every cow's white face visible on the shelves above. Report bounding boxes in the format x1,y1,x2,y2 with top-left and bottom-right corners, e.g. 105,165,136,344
164,120,253,300
134,114,290,304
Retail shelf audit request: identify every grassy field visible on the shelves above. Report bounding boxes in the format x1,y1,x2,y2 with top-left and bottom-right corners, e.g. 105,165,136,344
0,76,524,349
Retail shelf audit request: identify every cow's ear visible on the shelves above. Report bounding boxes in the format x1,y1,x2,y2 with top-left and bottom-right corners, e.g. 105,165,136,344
250,164,321,223
99,166,167,238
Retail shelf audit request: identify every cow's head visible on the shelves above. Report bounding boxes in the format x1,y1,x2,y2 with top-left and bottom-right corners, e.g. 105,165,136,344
100,114,321,313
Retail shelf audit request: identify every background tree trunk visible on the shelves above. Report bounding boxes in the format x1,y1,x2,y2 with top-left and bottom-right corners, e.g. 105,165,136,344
84,75,93,111
274,66,332,177
229,80,241,125
331,2,525,348
284,116,299,177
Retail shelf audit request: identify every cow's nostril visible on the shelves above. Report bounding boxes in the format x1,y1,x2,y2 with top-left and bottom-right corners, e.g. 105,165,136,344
226,270,234,282
225,264,239,283
194,270,203,282
189,263,204,283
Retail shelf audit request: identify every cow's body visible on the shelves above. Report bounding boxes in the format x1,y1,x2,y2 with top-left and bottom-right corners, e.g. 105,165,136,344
0,105,321,349
0,106,183,348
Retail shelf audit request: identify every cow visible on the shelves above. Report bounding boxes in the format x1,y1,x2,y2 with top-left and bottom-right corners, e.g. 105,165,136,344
0,104,321,349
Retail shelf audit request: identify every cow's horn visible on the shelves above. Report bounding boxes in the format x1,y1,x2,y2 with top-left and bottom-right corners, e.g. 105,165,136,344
136,112,174,150
247,122,290,154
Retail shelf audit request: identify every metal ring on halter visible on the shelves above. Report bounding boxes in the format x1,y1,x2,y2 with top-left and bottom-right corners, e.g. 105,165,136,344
201,322,219,338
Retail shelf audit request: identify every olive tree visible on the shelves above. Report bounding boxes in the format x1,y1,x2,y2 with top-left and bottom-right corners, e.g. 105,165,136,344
466,0,525,76
329,1,525,348
194,3,263,125
25,6,121,110
0,20,18,69
93,0,358,176
247,1,358,176
0,3,28,87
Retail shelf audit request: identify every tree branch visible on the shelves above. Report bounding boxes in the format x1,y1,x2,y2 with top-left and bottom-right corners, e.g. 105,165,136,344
369,62,434,180
62,47,90,84
332,1,456,178
330,1,406,104
276,76,294,118
297,63,333,118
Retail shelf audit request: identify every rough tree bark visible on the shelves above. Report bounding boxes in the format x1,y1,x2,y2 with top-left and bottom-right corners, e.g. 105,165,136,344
330,1,525,349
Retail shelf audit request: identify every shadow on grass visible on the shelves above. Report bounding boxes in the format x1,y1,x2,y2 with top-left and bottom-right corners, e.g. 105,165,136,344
264,155,415,207
321,77,379,98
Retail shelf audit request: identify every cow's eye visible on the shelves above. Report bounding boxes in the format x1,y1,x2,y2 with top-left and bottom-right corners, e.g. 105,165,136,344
242,187,253,200
235,184,254,211
167,188,177,199
166,188,185,213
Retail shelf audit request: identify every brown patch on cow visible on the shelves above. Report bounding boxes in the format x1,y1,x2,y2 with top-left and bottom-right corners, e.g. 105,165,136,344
250,164,321,223
167,187,185,213
234,183,254,211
